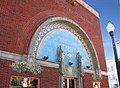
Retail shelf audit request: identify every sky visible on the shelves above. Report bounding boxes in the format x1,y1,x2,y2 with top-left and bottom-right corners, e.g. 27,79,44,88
84,0,120,59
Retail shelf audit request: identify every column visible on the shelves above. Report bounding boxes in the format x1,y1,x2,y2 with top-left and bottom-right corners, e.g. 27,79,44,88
57,46,64,88
76,52,84,88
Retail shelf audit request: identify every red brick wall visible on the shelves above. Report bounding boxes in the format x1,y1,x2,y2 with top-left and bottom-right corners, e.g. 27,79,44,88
0,59,108,88
0,0,106,71
0,0,108,87
0,59,12,88
0,59,59,88
84,73,109,88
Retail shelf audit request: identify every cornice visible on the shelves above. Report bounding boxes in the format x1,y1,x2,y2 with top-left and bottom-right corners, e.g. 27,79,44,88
76,0,99,18
0,50,107,76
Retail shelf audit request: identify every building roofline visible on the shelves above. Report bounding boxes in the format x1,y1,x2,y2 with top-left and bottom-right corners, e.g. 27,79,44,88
76,0,99,18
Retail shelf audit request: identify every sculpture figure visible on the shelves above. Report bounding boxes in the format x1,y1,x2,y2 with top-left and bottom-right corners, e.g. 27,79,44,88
77,52,82,64
57,46,64,62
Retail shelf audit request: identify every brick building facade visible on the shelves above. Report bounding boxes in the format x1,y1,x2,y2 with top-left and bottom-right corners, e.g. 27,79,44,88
0,0,109,88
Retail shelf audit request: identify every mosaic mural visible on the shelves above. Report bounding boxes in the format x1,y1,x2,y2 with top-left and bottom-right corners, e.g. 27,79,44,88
34,23,90,67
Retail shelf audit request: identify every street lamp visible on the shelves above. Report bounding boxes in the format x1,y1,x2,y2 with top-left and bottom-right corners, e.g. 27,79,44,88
107,22,120,86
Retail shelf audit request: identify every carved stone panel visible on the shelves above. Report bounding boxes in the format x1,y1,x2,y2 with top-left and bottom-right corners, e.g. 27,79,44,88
64,65,78,78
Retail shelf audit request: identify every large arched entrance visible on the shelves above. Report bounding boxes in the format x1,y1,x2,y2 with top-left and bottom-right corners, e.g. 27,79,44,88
28,17,102,88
